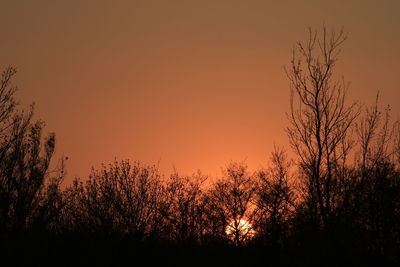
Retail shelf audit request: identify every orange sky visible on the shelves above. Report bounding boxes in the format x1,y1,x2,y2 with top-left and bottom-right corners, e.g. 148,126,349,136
1,0,399,181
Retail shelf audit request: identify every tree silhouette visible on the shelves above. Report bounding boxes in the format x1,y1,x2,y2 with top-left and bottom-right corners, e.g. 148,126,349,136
0,67,56,234
286,27,359,230
0,67,17,136
254,147,296,247
162,171,207,243
62,160,164,238
204,162,256,246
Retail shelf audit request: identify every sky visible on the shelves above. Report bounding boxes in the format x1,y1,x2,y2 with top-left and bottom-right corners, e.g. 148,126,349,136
1,0,399,181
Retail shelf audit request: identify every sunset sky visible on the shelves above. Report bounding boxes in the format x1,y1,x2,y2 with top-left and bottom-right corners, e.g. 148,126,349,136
1,0,399,181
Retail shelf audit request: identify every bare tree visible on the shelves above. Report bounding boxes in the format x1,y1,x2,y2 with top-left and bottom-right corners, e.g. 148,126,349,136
0,67,17,136
286,27,359,229
343,95,400,254
356,94,399,174
0,67,56,233
62,160,165,238
205,162,256,246
162,171,206,242
254,147,295,246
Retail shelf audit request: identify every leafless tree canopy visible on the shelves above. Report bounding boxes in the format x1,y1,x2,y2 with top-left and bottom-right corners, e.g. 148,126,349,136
286,27,361,229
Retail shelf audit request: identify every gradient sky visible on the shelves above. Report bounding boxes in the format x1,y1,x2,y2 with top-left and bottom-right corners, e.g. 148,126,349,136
1,0,399,181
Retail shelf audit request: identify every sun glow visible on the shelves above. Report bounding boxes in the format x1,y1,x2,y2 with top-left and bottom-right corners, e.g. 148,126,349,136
225,218,255,243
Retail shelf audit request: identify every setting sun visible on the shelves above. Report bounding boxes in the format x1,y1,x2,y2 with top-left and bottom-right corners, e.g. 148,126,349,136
226,218,256,243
